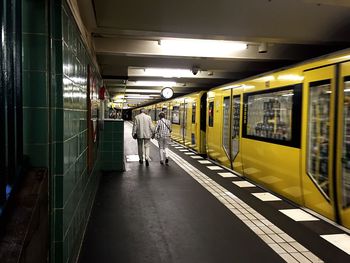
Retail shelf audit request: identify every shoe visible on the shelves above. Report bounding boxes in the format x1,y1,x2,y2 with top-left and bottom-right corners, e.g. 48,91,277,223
139,159,143,164
160,161,164,165
165,158,169,164
146,160,149,166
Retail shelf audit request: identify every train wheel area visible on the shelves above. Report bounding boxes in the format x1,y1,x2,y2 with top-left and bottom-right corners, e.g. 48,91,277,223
79,122,350,263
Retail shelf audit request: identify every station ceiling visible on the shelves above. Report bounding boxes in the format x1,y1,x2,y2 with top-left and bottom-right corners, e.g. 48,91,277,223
75,0,350,108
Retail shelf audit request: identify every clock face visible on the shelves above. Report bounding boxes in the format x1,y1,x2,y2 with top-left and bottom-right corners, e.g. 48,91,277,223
161,87,174,99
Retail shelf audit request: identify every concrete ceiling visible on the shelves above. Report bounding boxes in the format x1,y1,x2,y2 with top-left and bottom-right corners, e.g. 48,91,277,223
76,0,350,108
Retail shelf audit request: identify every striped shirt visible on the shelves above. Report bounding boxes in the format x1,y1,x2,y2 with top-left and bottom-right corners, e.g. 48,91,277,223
155,118,172,138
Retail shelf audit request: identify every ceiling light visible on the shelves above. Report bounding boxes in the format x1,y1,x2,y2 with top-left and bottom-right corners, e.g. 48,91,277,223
125,95,152,99
125,89,160,93
159,38,247,58
131,81,176,87
144,68,193,78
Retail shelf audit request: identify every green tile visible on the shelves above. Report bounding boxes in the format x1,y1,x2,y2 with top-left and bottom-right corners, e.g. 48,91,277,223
53,142,64,174
50,0,62,40
54,209,63,242
22,71,48,108
22,34,48,71
54,176,63,208
63,141,70,172
51,40,63,75
23,144,49,167
54,241,63,263
23,108,49,144
22,0,47,34
52,109,64,142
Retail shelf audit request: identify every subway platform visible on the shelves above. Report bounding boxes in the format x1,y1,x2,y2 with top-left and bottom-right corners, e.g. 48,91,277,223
78,122,350,263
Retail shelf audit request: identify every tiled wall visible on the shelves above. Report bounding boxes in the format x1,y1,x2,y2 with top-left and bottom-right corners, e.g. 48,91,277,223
22,0,102,262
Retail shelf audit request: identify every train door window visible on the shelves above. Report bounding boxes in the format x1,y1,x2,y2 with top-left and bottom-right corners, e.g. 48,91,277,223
222,97,230,155
208,101,214,127
342,79,350,207
172,106,180,124
307,80,331,198
242,84,302,148
183,103,188,137
232,95,241,159
192,103,196,123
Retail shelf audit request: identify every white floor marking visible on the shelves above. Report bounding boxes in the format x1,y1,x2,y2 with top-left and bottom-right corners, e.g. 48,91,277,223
207,166,224,170
185,152,194,155
233,181,256,188
126,155,141,162
279,209,319,222
198,160,211,164
321,234,350,255
190,156,203,159
218,172,237,178
252,192,282,201
147,136,323,262
179,149,188,152
175,146,183,149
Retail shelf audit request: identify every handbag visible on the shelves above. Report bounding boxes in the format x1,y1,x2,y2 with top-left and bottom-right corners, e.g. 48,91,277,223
132,133,137,139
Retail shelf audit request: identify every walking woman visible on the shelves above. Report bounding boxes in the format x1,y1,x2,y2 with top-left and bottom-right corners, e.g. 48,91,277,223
155,112,172,165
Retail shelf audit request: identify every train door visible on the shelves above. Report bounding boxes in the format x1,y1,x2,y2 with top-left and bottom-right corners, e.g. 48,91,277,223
302,66,336,220
337,62,350,228
231,94,241,171
180,100,186,143
191,101,197,147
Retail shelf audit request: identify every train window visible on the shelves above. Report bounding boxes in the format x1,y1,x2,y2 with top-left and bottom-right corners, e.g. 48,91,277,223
242,84,302,148
232,95,241,159
172,106,180,124
342,79,350,207
222,97,230,155
307,80,331,198
192,103,196,123
208,101,214,127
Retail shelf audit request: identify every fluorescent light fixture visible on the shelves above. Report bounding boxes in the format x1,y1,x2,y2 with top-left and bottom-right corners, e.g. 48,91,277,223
125,89,160,93
144,68,193,78
345,89,350,92
129,81,176,87
277,74,304,81
282,93,294,97
159,38,247,58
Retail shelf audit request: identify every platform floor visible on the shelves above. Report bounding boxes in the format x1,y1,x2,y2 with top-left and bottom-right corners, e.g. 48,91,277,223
78,122,350,263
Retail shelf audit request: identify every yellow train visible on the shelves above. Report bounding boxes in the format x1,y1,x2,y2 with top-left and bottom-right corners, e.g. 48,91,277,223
132,49,350,230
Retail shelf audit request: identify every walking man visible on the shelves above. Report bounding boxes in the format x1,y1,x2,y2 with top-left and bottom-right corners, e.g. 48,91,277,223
132,108,155,166
155,112,172,165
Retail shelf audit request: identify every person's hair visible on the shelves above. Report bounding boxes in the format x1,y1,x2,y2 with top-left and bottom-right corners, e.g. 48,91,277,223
159,112,165,119
140,108,145,113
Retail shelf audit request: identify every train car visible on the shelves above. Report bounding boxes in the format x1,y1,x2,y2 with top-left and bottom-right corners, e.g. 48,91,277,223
207,50,350,229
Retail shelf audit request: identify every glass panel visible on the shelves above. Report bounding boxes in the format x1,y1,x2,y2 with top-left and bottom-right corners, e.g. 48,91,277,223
307,82,331,197
342,81,350,207
192,103,196,123
232,96,240,159
222,97,230,155
246,89,293,141
172,106,180,124
183,103,187,138
208,101,214,127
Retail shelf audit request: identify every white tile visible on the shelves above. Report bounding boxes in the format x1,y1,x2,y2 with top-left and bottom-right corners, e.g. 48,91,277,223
185,152,194,155
179,149,188,152
279,209,319,222
232,181,256,188
252,192,282,201
190,156,203,159
321,234,350,255
279,253,299,263
218,172,236,178
198,160,211,164
207,166,223,170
